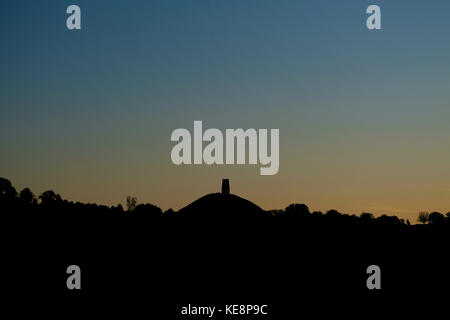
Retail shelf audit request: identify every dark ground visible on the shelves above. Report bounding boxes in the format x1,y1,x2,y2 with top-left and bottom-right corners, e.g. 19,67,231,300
3,212,449,318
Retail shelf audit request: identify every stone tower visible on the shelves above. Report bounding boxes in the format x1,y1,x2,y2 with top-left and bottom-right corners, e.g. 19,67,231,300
222,179,230,195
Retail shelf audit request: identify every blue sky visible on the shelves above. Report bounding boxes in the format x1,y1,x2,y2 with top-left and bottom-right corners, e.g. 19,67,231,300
1,1,450,218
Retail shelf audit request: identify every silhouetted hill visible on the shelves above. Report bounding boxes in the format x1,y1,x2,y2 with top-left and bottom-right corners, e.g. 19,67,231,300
176,192,265,219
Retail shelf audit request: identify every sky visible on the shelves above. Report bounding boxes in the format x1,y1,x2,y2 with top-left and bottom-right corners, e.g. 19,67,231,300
1,1,450,220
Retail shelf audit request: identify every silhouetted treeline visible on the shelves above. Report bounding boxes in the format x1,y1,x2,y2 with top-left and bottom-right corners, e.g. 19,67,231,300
1,177,450,228
268,204,450,228
0,177,163,220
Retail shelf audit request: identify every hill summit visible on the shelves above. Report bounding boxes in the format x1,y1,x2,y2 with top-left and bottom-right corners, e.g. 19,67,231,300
176,179,265,219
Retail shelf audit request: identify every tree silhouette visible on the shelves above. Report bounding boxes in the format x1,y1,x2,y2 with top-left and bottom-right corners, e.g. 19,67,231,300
0,178,17,201
164,208,175,215
326,209,340,217
19,188,36,204
39,190,62,206
417,211,429,224
360,212,374,222
126,196,137,212
268,209,284,216
377,214,401,225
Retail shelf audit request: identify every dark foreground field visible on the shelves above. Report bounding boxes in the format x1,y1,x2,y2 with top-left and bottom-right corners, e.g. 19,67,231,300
4,213,449,318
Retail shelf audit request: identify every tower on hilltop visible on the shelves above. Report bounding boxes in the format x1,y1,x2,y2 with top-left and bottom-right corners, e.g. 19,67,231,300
222,179,230,195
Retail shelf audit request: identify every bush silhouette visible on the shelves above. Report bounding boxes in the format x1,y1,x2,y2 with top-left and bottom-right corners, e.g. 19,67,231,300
133,203,163,217
428,212,445,224
285,203,310,217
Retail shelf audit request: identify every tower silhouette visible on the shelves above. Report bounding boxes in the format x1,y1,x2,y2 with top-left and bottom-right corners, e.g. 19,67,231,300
222,179,230,195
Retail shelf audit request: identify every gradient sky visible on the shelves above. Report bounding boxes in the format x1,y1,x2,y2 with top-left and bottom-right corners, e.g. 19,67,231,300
1,1,450,220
